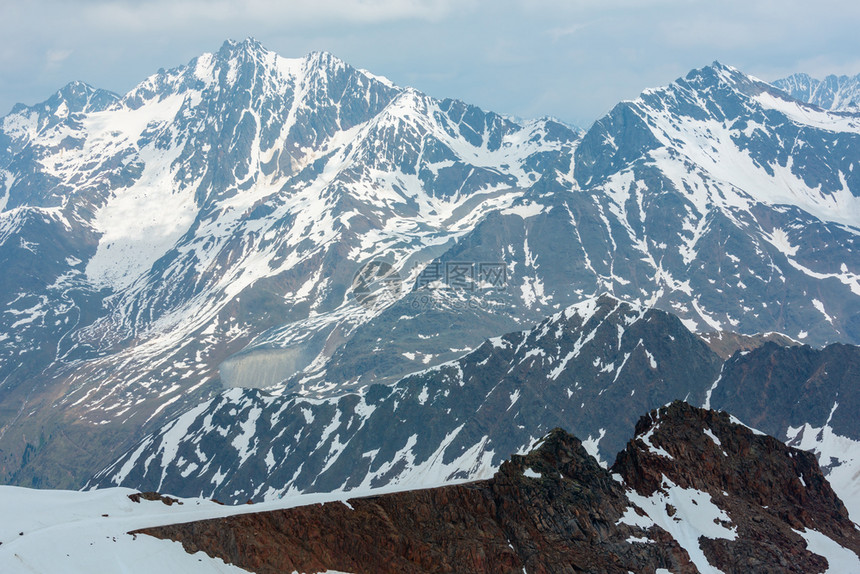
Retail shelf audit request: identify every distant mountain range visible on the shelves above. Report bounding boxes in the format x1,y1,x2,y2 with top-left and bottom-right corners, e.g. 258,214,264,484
1,39,859,505
774,72,860,111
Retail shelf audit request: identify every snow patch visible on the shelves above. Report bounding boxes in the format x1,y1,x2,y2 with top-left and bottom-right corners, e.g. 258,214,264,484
786,413,860,523
792,527,860,573
582,429,607,468
625,478,737,574
523,468,541,479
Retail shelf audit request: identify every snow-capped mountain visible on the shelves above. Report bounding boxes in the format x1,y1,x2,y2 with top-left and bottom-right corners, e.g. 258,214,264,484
2,40,860,491
287,60,860,397
774,72,860,112
0,39,575,487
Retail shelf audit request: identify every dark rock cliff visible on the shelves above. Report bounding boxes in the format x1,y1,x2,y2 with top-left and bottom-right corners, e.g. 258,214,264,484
613,401,860,573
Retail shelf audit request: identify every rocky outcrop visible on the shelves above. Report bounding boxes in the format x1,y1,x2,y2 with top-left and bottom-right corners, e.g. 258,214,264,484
127,492,182,506
135,403,860,573
613,401,860,573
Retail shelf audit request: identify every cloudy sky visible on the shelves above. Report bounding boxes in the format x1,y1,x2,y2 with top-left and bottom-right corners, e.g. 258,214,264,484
2,0,859,127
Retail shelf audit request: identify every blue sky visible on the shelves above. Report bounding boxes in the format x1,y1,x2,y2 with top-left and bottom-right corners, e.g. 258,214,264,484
2,0,859,127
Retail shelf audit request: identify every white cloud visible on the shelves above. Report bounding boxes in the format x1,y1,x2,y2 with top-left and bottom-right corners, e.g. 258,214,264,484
46,49,73,67
79,0,464,30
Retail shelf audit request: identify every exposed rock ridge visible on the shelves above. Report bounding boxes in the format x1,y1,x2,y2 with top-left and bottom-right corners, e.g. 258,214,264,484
613,401,860,573
135,427,697,573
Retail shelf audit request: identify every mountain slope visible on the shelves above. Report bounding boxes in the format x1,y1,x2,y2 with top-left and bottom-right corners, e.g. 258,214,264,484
706,341,860,521
92,295,860,523
88,295,723,501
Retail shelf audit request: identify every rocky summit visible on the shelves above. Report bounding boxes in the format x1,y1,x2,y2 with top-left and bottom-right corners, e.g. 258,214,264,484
613,402,860,573
135,403,860,574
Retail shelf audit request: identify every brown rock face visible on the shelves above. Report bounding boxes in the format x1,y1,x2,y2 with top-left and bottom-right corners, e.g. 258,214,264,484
127,491,182,506
136,430,695,574
136,403,860,574
612,401,860,573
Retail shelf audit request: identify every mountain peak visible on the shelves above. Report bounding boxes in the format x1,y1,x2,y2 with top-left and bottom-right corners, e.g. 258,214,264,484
306,49,340,63
301,49,353,79
213,39,345,74
209,36,283,75
708,60,735,73
500,427,606,483
615,401,846,508
52,81,119,113
218,36,268,57
679,60,762,94
3,79,119,128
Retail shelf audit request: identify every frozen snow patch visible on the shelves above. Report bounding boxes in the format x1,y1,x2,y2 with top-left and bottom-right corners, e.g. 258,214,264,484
792,528,860,573
582,428,608,468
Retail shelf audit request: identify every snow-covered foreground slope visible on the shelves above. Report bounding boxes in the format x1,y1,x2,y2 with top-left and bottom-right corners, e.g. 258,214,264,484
0,486,253,573
0,484,402,573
